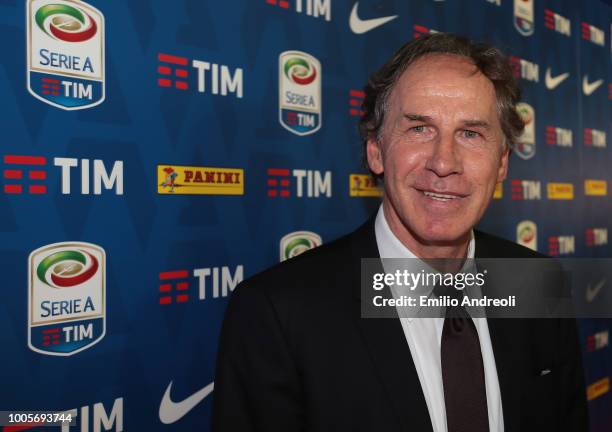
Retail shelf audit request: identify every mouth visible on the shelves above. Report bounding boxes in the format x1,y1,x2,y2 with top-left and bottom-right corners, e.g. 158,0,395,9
418,189,467,202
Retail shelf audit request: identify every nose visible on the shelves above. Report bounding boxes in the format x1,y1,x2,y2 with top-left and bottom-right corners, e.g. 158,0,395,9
424,132,462,177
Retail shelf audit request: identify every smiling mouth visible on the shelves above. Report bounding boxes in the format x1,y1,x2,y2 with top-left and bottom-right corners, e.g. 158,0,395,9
420,190,466,202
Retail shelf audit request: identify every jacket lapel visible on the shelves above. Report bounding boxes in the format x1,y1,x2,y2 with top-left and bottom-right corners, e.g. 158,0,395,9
349,219,433,432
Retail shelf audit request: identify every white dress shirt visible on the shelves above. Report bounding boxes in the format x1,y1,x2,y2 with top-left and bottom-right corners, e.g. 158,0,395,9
374,205,504,432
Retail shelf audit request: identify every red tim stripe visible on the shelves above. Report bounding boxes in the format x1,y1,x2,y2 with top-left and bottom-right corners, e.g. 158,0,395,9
4,169,22,179
267,168,290,176
158,53,189,66
29,185,47,194
159,283,172,292
29,170,46,180
176,282,189,291
158,65,172,75
158,78,172,87
349,90,365,98
42,328,60,334
176,294,189,303
42,77,60,84
159,270,189,280
159,296,172,305
4,185,22,194
175,81,188,90
175,69,189,78
4,155,46,165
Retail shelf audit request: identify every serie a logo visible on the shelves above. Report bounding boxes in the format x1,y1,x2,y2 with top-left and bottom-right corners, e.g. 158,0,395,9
27,0,105,110
28,242,106,356
279,51,322,136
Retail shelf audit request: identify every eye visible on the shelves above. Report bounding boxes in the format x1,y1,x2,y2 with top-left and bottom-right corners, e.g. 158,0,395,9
410,125,426,133
462,129,480,139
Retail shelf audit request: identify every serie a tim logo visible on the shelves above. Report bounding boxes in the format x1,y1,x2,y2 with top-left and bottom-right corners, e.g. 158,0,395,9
27,0,105,110
28,242,106,356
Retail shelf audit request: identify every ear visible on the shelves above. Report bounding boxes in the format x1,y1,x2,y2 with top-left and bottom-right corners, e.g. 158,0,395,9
496,147,509,183
366,137,384,175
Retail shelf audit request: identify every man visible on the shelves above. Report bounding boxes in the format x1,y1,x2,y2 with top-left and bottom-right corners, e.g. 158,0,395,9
212,34,588,432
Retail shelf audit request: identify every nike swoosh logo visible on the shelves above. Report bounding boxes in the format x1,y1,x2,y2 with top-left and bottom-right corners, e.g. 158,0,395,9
582,75,603,96
586,278,606,303
545,68,569,90
349,2,397,34
159,381,214,424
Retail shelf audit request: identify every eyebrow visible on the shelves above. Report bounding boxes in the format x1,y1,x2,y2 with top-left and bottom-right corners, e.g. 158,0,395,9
403,114,491,129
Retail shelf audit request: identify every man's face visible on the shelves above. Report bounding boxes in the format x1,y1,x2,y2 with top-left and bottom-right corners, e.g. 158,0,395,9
367,54,509,246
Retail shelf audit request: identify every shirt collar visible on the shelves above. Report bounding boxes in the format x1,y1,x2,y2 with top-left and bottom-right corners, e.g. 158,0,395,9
374,204,476,322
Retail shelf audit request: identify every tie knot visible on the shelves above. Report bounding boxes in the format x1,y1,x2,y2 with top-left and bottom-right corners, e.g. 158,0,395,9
433,283,464,301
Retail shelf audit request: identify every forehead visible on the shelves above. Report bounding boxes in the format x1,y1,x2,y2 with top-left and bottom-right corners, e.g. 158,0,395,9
389,54,497,116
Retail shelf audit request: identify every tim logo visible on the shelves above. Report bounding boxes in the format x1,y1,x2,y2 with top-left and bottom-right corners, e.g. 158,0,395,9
265,0,331,21
2,154,123,196
584,128,606,148
510,56,539,82
581,21,605,46
157,53,243,98
511,180,541,200
28,242,105,356
544,9,570,36
545,126,572,147
587,331,609,352
279,51,322,135
27,0,105,110
548,235,575,256
158,266,243,305
348,89,364,117
586,228,608,247
267,168,332,198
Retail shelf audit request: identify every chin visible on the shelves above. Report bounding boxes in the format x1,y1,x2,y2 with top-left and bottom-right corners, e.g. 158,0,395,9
413,221,471,245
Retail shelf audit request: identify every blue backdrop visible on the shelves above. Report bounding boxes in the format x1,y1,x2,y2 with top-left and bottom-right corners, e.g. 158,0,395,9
1,0,610,431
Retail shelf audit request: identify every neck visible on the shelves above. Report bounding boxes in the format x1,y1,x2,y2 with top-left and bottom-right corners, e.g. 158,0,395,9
382,201,471,266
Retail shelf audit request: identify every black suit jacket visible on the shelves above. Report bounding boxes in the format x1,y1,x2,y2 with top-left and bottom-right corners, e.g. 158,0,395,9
212,219,588,431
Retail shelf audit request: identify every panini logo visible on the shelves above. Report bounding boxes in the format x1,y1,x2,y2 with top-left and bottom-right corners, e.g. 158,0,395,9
581,22,605,46
584,180,607,196
548,235,575,256
157,165,244,195
587,330,609,352
27,0,105,110
493,182,503,199
584,128,606,148
547,182,573,200
545,126,572,147
511,180,541,200
587,377,609,401
544,9,570,36
586,228,608,247
349,174,382,197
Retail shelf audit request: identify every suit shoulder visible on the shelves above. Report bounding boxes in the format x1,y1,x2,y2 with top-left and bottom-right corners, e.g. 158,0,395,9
475,229,549,259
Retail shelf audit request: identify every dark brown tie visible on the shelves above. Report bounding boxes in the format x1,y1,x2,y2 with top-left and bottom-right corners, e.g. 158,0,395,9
439,286,489,432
